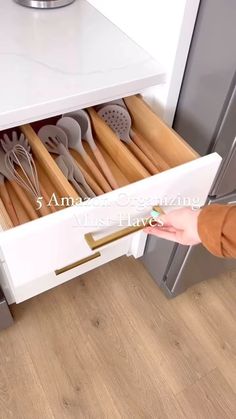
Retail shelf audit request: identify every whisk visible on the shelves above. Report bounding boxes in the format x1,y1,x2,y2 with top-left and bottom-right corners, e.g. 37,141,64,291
2,133,52,216
5,144,41,198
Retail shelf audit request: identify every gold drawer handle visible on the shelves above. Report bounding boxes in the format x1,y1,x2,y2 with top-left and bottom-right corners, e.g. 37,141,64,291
85,206,163,251
55,252,101,275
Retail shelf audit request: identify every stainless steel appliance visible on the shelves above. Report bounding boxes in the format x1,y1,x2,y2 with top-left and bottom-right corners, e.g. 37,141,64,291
0,286,13,330
14,0,75,8
142,0,236,297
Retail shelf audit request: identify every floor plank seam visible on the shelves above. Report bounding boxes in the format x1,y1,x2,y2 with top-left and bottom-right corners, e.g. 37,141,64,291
174,367,218,398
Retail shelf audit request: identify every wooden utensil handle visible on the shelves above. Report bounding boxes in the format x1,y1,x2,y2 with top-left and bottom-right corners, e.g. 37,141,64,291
77,164,104,196
0,183,19,226
11,181,38,221
0,198,14,230
93,147,119,189
36,197,51,217
82,152,112,193
39,184,57,213
127,141,159,175
35,184,55,216
131,130,169,171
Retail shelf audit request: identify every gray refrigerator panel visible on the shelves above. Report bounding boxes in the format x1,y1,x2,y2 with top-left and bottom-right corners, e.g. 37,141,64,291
210,82,236,197
167,193,236,297
141,235,176,289
0,287,13,330
173,0,236,155
211,139,236,198
212,81,236,158
143,194,236,298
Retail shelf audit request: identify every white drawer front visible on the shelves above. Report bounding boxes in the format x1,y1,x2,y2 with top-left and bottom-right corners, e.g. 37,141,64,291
0,236,131,303
0,152,221,303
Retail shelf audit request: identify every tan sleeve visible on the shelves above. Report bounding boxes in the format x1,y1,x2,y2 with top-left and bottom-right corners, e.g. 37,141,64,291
198,204,236,258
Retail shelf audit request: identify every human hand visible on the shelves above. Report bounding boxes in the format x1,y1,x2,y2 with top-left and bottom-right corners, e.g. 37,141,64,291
144,208,202,246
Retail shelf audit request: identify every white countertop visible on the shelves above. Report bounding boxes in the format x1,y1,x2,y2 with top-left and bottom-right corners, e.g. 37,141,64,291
0,0,165,130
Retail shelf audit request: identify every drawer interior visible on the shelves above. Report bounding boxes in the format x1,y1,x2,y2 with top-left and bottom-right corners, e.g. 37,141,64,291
0,95,199,231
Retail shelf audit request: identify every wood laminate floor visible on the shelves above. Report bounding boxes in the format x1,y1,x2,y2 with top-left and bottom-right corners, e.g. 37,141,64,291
0,256,236,418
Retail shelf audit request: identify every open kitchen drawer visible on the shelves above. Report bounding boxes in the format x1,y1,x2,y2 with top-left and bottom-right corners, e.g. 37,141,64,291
0,96,221,303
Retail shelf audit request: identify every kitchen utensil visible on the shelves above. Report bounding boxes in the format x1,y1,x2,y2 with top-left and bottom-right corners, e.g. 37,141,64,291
0,198,13,231
55,155,88,199
60,154,95,198
98,105,159,175
2,131,55,212
97,99,169,171
0,174,19,226
1,135,40,196
87,107,150,180
63,110,119,189
4,145,47,217
38,125,95,198
95,98,125,111
0,148,38,221
20,124,78,201
76,162,104,196
69,150,104,195
56,117,112,193
1,133,51,217
14,0,75,9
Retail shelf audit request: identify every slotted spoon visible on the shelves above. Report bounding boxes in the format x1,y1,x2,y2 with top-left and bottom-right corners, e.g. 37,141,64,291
98,105,159,175
96,99,169,171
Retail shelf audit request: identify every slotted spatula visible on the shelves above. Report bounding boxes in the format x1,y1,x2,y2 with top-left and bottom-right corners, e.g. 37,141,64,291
38,125,95,198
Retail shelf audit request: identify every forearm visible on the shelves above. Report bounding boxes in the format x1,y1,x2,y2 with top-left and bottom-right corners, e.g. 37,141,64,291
198,204,236,258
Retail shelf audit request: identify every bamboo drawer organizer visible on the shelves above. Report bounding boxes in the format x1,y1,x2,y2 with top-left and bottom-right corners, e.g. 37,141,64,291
0,95,198,230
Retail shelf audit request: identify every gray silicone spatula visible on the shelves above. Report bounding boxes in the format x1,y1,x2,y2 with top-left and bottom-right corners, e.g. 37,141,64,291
38,125,95,198
98,104,159,175
56,117,112,193
55,155,87,199
63,110,118,189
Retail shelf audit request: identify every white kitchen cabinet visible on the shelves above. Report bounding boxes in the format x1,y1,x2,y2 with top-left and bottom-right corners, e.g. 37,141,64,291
88,0,200,124
0,1,221,306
